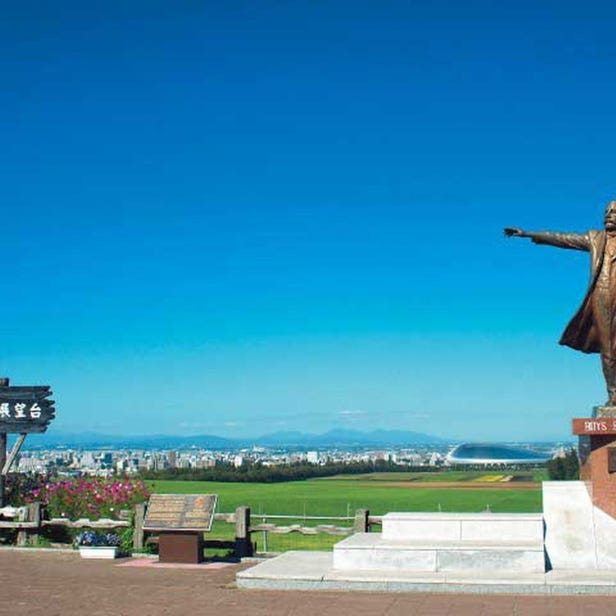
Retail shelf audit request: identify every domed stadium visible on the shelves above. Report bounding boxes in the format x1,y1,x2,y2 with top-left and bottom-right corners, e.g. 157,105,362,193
445,443,553,465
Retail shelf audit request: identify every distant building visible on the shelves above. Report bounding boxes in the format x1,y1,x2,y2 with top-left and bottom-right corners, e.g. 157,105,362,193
168,450,177,468
445,443,553,466
306,451,319,464
149,453,166,471
428,452,442,467
100,452,113,469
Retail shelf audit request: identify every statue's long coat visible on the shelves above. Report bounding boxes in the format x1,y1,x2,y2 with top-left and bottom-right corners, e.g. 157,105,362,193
532,229,607,354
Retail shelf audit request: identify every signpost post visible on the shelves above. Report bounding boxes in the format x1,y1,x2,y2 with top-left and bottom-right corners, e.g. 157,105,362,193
0,378,56,506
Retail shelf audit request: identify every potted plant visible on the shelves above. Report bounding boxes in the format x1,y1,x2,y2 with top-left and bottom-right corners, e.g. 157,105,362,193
75,531,121,559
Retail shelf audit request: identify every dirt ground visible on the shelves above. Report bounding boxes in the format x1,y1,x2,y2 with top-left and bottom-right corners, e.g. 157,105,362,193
2,550,616,616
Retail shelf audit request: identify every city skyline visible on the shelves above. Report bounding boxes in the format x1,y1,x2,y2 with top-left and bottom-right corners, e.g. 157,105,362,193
3,2,616,441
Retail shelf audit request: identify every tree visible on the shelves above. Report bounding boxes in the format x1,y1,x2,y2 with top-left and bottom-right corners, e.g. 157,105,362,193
547,448,579,480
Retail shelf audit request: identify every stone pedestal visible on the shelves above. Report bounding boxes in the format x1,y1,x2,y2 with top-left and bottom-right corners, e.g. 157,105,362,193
158,531,204,564
572,407,616,519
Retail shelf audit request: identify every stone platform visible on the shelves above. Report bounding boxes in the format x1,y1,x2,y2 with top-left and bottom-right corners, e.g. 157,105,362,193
237,482,616,594
236,551,616,595
334,512,545,573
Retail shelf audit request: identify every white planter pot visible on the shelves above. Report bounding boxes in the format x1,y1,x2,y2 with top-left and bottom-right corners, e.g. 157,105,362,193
78,546,119,559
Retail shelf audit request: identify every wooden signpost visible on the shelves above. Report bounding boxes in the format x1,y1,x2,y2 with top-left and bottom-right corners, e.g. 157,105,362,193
0,378,56,506
143,494,218,563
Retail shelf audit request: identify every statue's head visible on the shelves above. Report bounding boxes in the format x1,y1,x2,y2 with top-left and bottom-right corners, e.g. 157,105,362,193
605,201,616,232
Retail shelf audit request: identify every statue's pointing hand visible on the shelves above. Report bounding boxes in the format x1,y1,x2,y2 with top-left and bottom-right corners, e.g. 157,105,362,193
504,227,525,237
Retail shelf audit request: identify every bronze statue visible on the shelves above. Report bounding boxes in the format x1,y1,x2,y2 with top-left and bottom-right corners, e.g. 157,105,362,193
505,201,616,406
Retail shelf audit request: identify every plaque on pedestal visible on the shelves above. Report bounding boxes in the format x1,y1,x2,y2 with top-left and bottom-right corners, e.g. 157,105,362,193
143,494,217,564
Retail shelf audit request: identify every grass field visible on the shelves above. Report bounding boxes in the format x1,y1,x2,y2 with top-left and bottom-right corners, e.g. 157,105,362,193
146,472,543,553
147,476,542,515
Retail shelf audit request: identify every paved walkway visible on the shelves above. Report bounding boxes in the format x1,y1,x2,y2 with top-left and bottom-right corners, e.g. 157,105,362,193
2,550,616,615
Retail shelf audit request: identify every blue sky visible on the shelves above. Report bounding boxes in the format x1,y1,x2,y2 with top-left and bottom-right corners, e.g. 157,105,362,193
3,1,616,440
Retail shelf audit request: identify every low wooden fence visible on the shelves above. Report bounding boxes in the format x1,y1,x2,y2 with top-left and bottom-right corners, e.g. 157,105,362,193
0,503,130,547
0,503,382,557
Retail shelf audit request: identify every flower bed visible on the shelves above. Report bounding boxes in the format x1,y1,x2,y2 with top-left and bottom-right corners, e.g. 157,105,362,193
76,530,121,547
12,476,150,550
75,530,121,559
23,477,150,520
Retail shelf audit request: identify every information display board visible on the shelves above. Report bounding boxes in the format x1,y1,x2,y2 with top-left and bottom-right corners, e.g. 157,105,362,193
143,494,217,532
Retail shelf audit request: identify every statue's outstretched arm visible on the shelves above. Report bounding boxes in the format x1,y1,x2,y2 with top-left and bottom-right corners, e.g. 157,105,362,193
504,228,590,251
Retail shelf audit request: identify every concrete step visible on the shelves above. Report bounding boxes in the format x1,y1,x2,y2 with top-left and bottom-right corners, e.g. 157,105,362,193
333,532,546,573
382,512,544,543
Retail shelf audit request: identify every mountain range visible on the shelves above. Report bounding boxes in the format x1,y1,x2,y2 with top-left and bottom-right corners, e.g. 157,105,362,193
19,428,449,450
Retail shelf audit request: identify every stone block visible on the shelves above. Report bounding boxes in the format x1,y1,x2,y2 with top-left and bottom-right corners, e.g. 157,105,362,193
333,534,437,571
382,513,460,542
381,512,543,544
543,481,597,569
437,548,545,573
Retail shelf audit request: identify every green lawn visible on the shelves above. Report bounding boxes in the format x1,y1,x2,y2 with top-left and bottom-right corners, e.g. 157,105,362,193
147,478,541,515
146,475,542,553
